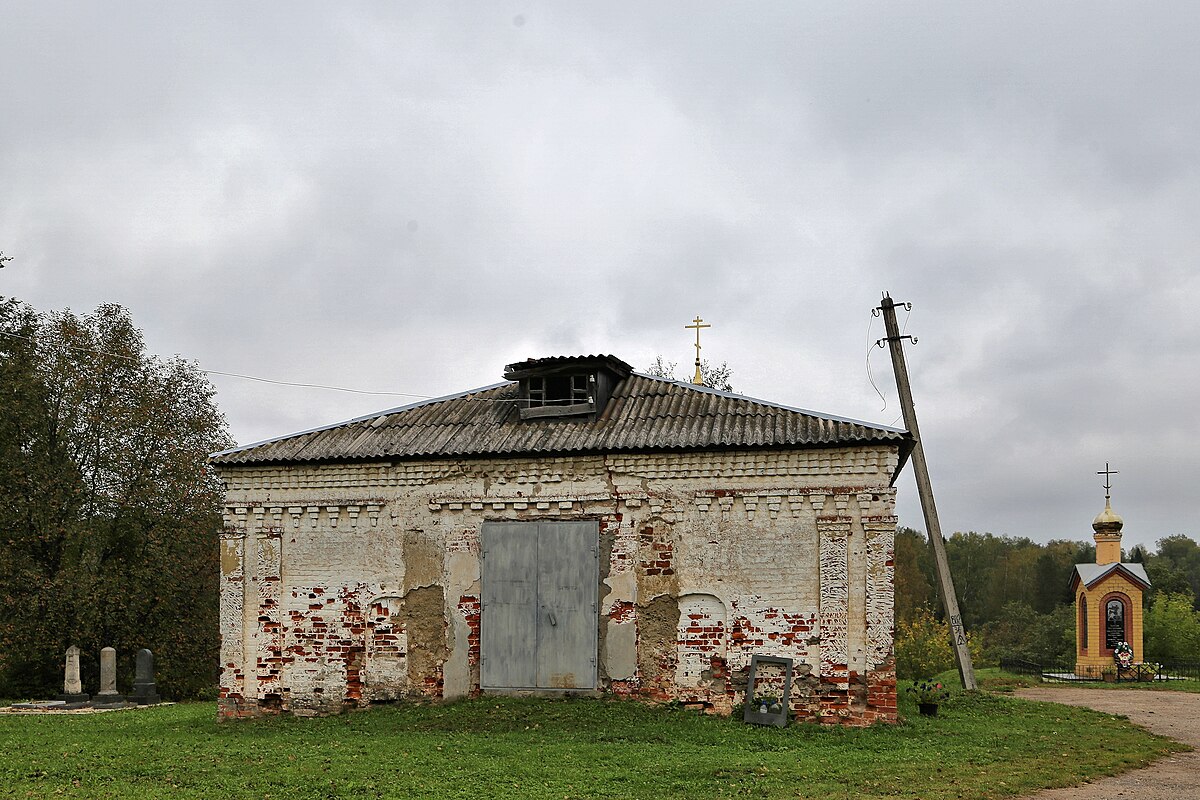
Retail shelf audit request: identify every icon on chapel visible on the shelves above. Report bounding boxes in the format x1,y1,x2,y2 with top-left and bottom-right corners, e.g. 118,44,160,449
1070,464,1151,679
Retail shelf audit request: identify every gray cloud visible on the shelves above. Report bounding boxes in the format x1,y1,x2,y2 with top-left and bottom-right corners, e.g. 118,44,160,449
3,1,1197,550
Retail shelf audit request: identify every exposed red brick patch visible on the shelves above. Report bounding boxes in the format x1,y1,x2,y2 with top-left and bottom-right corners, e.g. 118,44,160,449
458,595,481,667
609,601,636,623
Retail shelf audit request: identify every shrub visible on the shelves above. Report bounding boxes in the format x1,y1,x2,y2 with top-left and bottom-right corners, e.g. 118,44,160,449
896,608,954,679
1144,592,1200,663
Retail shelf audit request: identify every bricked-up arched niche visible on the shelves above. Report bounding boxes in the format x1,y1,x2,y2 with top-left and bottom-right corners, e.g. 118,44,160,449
674,594,727,688
1100,592,1132,656
1078,595,1089,654
364,596,407,701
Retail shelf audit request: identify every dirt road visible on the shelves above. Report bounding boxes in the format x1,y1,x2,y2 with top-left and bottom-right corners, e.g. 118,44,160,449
1014,687,1200,799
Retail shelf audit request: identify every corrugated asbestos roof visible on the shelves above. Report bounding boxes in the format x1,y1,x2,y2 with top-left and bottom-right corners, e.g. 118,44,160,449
503,354,634,379
211,373,910,466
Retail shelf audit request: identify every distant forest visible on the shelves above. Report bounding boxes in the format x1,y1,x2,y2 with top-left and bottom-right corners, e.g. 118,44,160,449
895,528,1200,678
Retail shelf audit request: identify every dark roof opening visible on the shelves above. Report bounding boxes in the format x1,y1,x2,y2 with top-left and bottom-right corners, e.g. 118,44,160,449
503,354,633,421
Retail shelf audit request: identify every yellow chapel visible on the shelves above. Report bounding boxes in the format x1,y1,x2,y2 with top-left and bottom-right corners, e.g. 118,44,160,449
1072,489,1151,677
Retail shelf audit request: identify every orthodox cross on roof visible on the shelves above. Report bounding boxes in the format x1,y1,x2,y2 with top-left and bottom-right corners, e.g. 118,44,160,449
1097,461,1119,500
685,316,711,385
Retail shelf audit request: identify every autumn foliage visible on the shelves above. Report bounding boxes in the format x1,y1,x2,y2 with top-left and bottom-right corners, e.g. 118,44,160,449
894,527,1200,674
0,299,231,699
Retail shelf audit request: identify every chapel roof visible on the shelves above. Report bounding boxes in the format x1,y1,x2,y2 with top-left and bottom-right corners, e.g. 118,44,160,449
211,356,912,469
1070,561,1152,591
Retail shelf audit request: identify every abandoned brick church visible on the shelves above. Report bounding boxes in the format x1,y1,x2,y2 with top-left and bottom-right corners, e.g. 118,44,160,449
211,355,911,725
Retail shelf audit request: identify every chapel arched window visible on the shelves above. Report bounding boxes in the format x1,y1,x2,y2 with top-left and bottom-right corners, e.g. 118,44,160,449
1079,595,1088,653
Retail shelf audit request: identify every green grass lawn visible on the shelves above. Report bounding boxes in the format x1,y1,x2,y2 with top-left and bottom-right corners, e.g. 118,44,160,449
950,667,1042,693
0,691,1185,800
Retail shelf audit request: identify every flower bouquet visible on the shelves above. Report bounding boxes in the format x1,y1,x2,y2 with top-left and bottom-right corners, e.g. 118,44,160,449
1113,641,1135,670
907,680,949,716
754,694,784,714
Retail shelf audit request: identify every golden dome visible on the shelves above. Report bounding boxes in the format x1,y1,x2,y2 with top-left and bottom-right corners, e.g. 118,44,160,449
1093,497,1124,533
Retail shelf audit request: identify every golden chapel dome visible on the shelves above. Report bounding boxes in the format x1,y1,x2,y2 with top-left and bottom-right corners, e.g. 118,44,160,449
1093,498,1124,533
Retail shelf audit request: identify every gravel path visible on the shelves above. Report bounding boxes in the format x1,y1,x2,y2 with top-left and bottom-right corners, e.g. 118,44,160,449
1014,687,1200,799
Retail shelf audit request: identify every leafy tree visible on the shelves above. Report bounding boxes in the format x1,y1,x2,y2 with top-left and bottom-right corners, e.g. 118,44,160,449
934,532,1098,628
644,356,734,393
645,355,677,380
1144,592,1200,663
1154,535,1200,570
983,541,1040,618
1031,540,1092,614
698,360,734,393
977,601,1030,664
893,520,1200,667
1145,562,1193,604
978,601,1075,665
894,527,936,623
895,608,955,680
894,607,983,680
1026,604,1077,664
0,300,231,698
1032,552,1066,614
944,531,1018,628
1150,535,1200,607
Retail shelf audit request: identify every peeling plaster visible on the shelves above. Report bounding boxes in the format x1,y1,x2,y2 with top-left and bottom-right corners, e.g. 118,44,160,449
216,447,900,725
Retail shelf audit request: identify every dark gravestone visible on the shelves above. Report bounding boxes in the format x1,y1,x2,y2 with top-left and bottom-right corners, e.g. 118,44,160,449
131,648,161,705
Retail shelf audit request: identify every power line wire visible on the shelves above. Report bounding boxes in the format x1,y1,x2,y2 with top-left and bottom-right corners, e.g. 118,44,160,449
0,328,439,398
203,368,432,398
0,329,608,406
864,312,888,411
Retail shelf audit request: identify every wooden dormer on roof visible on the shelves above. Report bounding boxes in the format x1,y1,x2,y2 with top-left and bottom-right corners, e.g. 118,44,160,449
503,354,633,421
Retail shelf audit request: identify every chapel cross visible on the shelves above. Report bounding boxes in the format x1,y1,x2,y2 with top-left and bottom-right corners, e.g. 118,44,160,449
1097,462,1119,500
685,316,711,385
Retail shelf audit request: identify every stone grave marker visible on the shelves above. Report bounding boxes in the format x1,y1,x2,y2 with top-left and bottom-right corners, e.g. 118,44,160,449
92,647,126,707
131,648,161,705
58,645,90,703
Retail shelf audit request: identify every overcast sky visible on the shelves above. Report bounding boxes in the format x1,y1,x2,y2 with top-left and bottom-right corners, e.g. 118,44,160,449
3,2,1197,550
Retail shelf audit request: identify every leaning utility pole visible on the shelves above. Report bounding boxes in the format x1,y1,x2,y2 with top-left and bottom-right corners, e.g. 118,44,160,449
876,292,977,690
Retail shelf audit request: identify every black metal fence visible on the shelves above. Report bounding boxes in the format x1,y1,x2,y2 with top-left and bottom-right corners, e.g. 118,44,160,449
999,657,1042,677
1000,657,1200,683
1158,662,1200,681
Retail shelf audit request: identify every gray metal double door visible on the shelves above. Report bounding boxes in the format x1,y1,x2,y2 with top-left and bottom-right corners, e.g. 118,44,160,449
480,521,598,691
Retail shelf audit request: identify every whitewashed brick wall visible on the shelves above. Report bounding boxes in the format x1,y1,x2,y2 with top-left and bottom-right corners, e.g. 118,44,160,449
216,446,899,724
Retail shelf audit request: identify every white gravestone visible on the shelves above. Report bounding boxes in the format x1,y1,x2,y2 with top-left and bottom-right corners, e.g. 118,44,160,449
58,645,89,703
93,646,126,707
